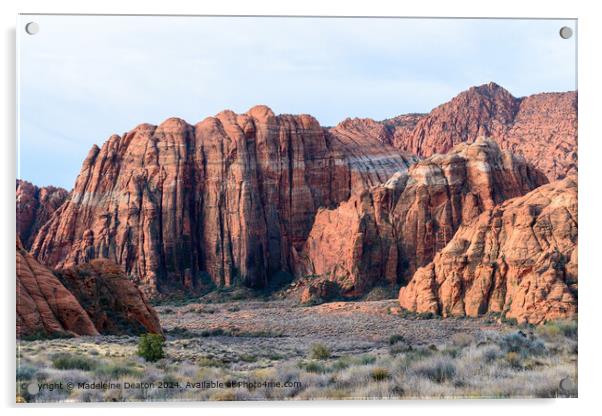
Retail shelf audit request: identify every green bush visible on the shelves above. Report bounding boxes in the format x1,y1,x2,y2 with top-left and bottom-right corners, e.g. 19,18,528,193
536,320,578,340
95,362,142,378
51,353,98,371
137,333,165,362
309,343,331,360
299,360,326,373
500,331,546,357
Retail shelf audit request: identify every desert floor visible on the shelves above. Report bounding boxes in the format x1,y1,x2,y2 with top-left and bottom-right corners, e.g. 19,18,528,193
16,298,578,402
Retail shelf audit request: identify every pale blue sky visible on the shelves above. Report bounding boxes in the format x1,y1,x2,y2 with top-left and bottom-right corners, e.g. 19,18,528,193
18,15,576,189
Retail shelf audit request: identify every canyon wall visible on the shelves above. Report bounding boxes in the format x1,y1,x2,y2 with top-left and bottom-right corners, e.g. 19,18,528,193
298,138,547,295
398,177,577,324
31,106,416,293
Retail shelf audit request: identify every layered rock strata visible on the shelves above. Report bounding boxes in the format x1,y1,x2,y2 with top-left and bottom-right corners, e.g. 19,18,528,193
298,138,547,296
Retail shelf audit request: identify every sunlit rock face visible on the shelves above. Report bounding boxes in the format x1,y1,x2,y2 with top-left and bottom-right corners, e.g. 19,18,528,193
30,106,416,294
399,177,577,324
298,138,547,296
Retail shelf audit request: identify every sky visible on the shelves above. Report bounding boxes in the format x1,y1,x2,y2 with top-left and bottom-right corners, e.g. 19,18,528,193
18,15,577,189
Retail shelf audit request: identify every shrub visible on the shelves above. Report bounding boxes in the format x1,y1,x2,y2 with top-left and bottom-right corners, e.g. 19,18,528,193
309,343,330,360
389,334,405,345
197,357,224,367
412,357,456,383
51,353,98,371
363,286,397,301
300,360,326,374
137,334,165,362
536,320,578,340
500,331,546,357
417,311,436,320
354,354,376,365
450,333,474,348
389,342,412,355
239,354,257,363
370,367,390,382
16,365,37,381
505,351,522,368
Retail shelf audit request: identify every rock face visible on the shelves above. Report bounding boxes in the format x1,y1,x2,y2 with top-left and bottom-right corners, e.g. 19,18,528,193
31,106,416,294
17,236,161,338
391,83,577,181
331,83,577,181
399,177,577,324
56,260,163,335
16,180,68,249
300,279,341,305
16,238,99,338
298,138,547,296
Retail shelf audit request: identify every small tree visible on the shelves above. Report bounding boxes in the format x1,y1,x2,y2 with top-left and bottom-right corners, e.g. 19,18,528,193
137,333,165,362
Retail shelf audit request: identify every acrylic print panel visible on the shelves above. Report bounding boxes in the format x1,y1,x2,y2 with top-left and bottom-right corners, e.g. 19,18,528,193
16,15,577,403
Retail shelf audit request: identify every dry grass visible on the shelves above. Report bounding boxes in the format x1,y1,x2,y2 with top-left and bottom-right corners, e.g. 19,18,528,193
16,302,577,402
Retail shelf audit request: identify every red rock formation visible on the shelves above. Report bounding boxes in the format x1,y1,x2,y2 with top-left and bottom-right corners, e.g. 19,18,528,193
389,83,577,181
16,180,68,249
298,138,547,296
399,177,577,324
31,106,415,294
17,238,98,338
300,279,341,305
56,260,163,335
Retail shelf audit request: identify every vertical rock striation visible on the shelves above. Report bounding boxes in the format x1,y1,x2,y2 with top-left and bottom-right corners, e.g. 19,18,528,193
16,180,68,249
31,106,416,294
298,138,547,296
398,177,577,324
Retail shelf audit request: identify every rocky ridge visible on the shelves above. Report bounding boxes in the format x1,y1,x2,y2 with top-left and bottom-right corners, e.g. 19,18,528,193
56,260,163,335
17,237,162,338
16,180,68,249
30,106,416,294
17,237,99,338
332,83,577,181
398,177,577,324
297,138,547,296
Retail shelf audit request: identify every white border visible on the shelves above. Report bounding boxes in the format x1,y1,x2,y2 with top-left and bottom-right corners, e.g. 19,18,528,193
2,0,601,414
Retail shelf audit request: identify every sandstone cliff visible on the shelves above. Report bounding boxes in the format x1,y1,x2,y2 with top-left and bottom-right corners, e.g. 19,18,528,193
298,138,547,296
398,177,577,324
394,83,577,181
16,180,68,249
332,83,577,181
17,236,162,337
30,106,416,294
56,260,163,335
17,238,99,338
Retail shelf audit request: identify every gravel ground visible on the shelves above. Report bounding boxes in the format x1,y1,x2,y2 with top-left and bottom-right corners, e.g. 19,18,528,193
154,299,506,368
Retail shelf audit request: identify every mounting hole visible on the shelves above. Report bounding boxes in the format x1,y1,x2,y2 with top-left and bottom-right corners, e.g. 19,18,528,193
25,22,39,35
559,26,573,39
